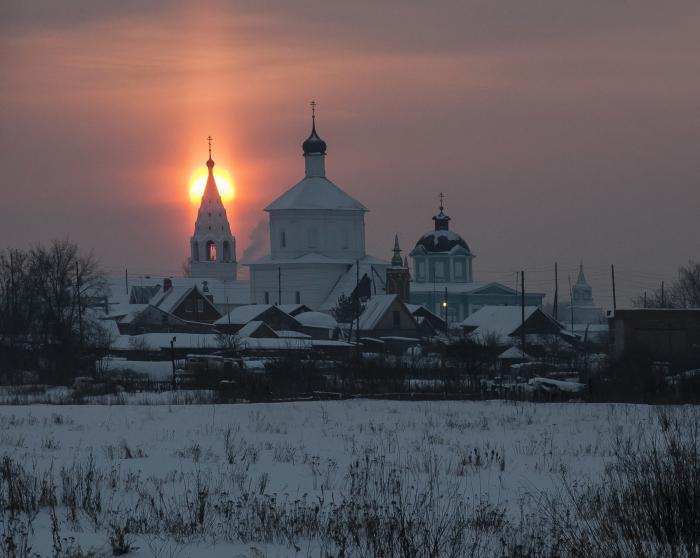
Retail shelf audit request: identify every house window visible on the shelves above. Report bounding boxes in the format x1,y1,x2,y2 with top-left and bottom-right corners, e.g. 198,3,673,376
295,291,301,304
185,301,193,313
392,310,401,329
280,230,286,248
264,291,270,304
196,300,204,313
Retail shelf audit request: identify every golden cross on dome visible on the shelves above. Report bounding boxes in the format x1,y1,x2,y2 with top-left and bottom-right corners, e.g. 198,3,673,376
207,135,213,159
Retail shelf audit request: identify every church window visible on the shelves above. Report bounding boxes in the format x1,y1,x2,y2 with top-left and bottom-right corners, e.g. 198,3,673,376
206,241,217,261
208,226,211,230
295,291,301,304
434,261,445,281
196,300,204,313
208,212,211,217
417,260,425,281
264,292,270,304
281,231,286,248
193,243,200,262
222,241,231,262
307,228,318,249
454,260,465,280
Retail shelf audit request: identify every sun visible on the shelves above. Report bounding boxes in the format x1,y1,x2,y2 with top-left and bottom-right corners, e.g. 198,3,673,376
188,166,235,204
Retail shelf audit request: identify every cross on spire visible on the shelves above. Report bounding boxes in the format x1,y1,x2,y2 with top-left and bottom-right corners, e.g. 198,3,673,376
439,192,445,211
207,135,213,159
310,100,316,120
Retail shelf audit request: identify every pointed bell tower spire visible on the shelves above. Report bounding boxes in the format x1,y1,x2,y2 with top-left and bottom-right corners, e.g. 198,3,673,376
391,234,403,267
190,136,238,281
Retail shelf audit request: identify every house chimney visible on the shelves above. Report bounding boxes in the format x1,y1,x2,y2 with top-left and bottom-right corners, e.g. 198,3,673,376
163,278,173,292
202,280,209,293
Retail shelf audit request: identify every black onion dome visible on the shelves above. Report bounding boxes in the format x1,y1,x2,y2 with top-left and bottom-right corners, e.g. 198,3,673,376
302,121,327,155
415,230,471,253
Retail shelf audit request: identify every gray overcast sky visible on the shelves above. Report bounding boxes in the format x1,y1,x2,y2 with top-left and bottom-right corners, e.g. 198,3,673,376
1,0,699,307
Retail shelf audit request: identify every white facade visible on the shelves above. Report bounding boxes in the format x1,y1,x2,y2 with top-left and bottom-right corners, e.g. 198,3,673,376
190,157,237,281
248,117,386,310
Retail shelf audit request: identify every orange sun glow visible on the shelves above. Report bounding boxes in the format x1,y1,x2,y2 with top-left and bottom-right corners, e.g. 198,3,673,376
188,166,235,204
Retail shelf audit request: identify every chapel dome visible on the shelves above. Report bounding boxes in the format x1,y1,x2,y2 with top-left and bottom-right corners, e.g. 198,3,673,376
415,229,471,253
302,122,327,155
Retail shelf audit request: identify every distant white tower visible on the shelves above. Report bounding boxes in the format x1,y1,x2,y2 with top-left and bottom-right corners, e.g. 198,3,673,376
190,137,237,280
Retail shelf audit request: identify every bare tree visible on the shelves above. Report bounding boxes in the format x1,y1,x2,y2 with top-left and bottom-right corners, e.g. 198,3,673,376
632,261,700,308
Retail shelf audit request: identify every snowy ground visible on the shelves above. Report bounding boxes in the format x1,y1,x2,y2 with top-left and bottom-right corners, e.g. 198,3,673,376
0,399,663,557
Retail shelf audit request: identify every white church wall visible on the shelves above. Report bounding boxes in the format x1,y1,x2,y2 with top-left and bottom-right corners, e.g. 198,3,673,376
269,210,365,261
250,263,350,309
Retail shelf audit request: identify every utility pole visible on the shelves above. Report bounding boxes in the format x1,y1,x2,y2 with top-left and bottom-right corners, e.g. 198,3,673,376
568,276,574,331
644,291,647,308
170,337,177,391
520,270,525,352
611,264,617,311
553,262,559,320
661,281,665,307
76,261,83,349
443,287,448,327
355,260,360,351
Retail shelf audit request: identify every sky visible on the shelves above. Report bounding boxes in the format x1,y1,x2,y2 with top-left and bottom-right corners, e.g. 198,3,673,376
1,0,699,308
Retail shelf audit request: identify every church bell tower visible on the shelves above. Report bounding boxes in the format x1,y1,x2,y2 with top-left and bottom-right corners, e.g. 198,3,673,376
190,137,237,280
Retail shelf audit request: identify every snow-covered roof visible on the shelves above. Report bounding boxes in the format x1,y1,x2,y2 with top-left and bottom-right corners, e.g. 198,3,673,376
498,346,532,360
357,294,398,331
276,330,312,338
409,280,522,295
214,304,273,326
296,311,338,329
319,257,389,311
460,306,540,343
239,338,311,351
112,333,220,351
237,321,277,338
104,276,251,315
265,176,367,212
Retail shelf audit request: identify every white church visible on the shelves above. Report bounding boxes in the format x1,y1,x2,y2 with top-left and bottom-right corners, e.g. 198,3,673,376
246,112,389,310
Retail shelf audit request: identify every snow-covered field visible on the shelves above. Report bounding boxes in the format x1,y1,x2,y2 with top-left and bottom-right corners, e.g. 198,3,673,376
0,399,666,557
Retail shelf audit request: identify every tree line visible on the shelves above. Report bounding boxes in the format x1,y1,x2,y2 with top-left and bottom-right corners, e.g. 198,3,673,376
0,240,108,383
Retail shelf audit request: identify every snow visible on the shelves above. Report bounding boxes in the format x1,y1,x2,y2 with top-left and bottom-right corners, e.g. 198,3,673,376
0,399,672,556
529,377,587,393
112,333,220,351
498,346,532,360
357,294,397,331
236,320,274,338
296,311,338,329
265,176,367,211
215,304,274,325
459,305,541,343
319,258,388,310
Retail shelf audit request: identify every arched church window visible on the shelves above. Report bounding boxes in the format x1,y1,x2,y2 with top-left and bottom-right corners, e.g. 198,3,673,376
222,241,231,262
193,243,200,262
280,231,286,248
206,241,217,261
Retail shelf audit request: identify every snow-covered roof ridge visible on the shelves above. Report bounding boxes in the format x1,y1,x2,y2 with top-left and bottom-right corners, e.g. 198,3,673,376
265,176,367,212
296,311,338,329
357,294,398,331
